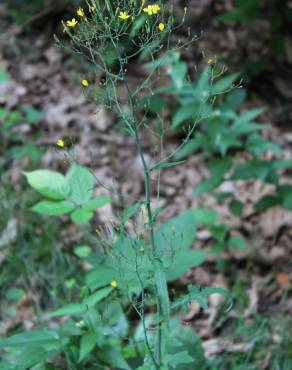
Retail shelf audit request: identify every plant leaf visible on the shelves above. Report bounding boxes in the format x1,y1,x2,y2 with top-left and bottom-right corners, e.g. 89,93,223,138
66,165,94,205
23,170,69,200
31,200,75,216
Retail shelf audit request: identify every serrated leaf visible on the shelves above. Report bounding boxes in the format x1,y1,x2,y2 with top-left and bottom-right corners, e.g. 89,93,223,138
66,165,94,205
71,208,93,224
23,170,69,200
31,200,75,216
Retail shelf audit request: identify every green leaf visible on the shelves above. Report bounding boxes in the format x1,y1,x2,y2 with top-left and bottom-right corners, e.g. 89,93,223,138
121,201,144,223
192,208,218,225
0,331,59,348
154,263,170,317
83,287,112,307
31,200,75,216
79,332,97,362
210,223,228,243
195,157,233,195
245,133,283,156
172,103,202,129
98,345,130,370
24,106,44,124
86,265,118,290
17,346,47,370
255,195,281,212
0,68,10,83
211,73,240,94
168,62,187,90
278,185,292,210
74,245,91,259
71,208,93,224
150,160,185,171
234,108,265,126
66,165,94,205
229,199,243,216
175,133,208,159
50,303,86,317
23,170,69,200
232,160,276,182
139,94,167,113
166,249,207,282
154,211,197,253
83,196,111,211
228,235,246,250
165,351,193,368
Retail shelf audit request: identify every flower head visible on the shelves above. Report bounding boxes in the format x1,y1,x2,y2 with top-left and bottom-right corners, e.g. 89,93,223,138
82,79,89,87
77,7,85,17
207,58,214,65
56,139,65,148
158,22,165,31
143,4,161,15
111,280,118,288
119,11,130,20
152,4,160,14
67,18,78,27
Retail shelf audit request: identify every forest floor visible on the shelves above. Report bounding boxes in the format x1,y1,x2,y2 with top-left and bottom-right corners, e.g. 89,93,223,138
1,1,292,369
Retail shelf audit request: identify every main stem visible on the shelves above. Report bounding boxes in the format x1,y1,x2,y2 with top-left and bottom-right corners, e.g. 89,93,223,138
123,76,169,368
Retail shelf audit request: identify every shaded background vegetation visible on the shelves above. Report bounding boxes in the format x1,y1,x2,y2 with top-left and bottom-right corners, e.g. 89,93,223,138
1,0,292,369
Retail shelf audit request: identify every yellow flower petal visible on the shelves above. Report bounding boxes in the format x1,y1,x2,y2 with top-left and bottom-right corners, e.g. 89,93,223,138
67,18,78,27
82,79,89,87
158,22,165,31
118,11,130,20
111,280,118,288
77,7,85,17
56,139,65,148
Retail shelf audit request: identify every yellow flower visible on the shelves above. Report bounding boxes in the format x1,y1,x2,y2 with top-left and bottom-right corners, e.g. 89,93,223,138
67,18,78,27
158,22,165,31
111,280,118,288
82,79,89,87
152,4,160,14
77,7,85,17
119,11,130,20
143,4,160,15
207,58,214,65
56,139,65,148
143,5,153,15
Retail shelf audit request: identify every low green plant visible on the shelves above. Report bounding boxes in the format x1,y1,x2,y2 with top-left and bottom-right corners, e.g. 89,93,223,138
150,55,292,215
0,1,233,369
